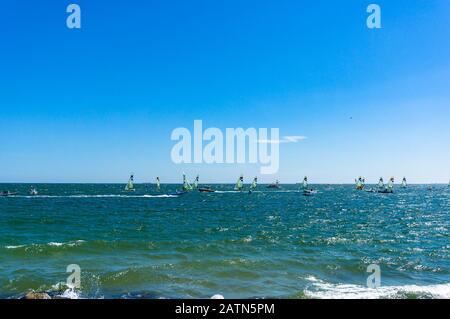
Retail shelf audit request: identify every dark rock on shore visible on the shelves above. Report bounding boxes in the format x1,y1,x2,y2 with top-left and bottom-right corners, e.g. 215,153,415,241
23,292,52,299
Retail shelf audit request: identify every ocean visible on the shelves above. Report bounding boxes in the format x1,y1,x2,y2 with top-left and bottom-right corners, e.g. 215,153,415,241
0,184,449,299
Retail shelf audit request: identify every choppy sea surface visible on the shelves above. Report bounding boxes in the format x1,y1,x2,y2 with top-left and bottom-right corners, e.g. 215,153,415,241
0,184,449,299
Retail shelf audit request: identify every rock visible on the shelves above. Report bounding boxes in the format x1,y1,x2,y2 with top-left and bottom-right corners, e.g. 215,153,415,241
23,291,52,299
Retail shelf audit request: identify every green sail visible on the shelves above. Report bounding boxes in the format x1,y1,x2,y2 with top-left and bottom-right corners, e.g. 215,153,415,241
125,175,134,191
356,177,364,189
182,174,193,191
234,175,244,191
193,175,199,189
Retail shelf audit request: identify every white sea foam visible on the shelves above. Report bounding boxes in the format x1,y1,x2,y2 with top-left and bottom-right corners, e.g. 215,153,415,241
4,240,86,249
48,240,86,247
48,242,64,247
50,283,82,299
67,194,177,198
304,275,319,282
59,288,81,299
16,194,178,198
14,191,300,197
5,245,26,249
143,194,178,198
242,236,253,243
214,191,241,193
303,276,450,299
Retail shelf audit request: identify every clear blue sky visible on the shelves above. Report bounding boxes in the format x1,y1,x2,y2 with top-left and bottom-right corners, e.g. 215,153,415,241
1,0,449,183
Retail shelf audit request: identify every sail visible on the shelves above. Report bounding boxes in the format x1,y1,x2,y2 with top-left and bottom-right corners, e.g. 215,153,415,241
356,177,364,189
234,175,244,191
302,177,308,189
251,177,257,190
29,186,38,195
378,178,384,188
125,174,134,191
182,173,193,191
388,177,394,189
193,175,199,189
401,178,407,188
156,177,161,191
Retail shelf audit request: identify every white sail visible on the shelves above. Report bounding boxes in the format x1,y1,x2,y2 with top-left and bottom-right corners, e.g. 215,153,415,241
156,177,161,191
250,177,258,190
29,186,38,196
388,177,394,190
378,177,384,188
302,177,308,189
401,177,407,188
193,175,199,189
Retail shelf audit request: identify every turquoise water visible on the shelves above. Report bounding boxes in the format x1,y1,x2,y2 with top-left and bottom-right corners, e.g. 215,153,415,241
0,184,449,299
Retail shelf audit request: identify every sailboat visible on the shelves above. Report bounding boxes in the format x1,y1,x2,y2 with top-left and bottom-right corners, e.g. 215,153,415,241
302,176,317,196
249,177,258,193
355,177,365,190
234,174,244,191
378,177,384,189
199,186,215,193
156,177,161,192
302,177,308,189
29,186,38,196
401,177,407,188
182,173,193,192
169,173,191,196
193,175,199,189
378,177,394,193
387,177,395,192
197,175,216,193
124,174,135,191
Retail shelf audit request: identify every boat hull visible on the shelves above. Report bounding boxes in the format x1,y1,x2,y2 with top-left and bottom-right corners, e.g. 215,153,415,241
198,188,215,193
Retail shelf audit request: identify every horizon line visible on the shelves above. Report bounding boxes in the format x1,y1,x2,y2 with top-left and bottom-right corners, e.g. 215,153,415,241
0,182,448,185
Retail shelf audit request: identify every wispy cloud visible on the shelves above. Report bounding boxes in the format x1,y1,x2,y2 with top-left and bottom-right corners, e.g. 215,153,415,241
257,136,307,144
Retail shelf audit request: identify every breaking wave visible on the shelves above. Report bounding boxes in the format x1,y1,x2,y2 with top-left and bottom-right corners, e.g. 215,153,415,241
303,276,450,299
8,194,178,198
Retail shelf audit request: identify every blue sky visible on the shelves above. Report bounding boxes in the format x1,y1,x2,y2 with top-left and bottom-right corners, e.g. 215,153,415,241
1,0,449,183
